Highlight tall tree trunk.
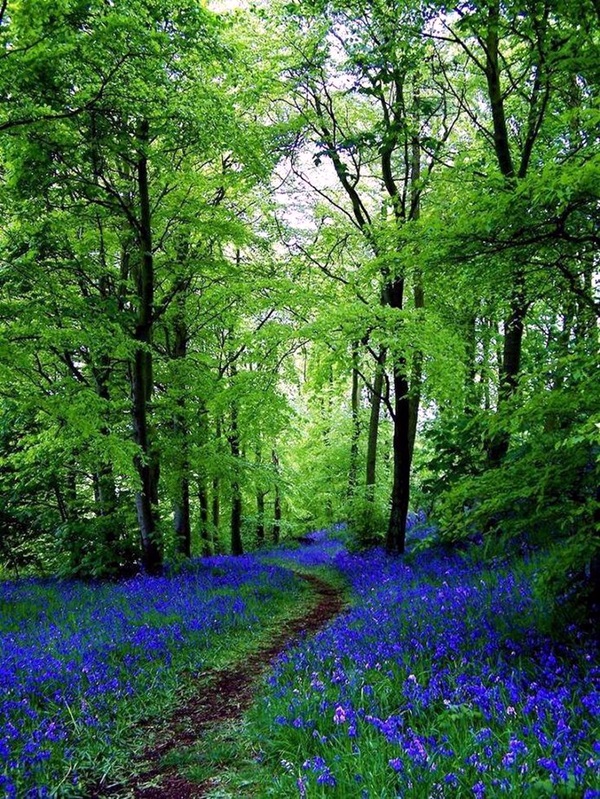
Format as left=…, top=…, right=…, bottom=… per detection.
left=54, top=472, right=76, bottom=524
left=365, top=346, right=386, bottom=500
left=256, top=490, right=266, bottom=546
left=212, top=476, right=220, bottom=545
left=173, top=481, right=191, bottom=558
left=229, top=366, right=243, bottom=556
left=488, top=279, right=526, bottom=465
left=386, top=278, right=410, bottom=555
left=272, top=449, right=281, bottom=543
left=211, top=416, right=221, bottom=546
left=230, top=479, right=243, bottom=556
left=499, top=289, right=525, bottom=402
left=132, top=119, right=162, bottom=574
left=348, top=341, right=361, bottom=497
left=387, top=370, right=411, bottom=555
left=484, top=2, right=528, bottom=466
left=198, top=479, right=211, bottom=556
left=255, top=446, right=266, bottom=546
left=172, top=296, right=191, bottom=558
left=407, top=98, right=424, bottom=466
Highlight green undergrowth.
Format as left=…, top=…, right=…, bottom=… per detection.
left=155, top=718, right=275, bottom=797
left=94, top=574, right=316, bottom=795
left=116, top=566, right=349, bottom=798
left=0, top=565, right=319, bottom=797
left=270, top=562, right=349, bottom=592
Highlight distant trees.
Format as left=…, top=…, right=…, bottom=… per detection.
left=268, top=0, right=598, bottom=606
left=275, top=0, right=454, bottom=553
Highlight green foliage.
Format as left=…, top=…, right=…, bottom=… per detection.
left=533, top=533, right=600, bottom=632
left=426, top=349, right=599, bottom=617
left=0, top=0, right=597, bottom=587
left=345, top=490, right=388, bottom=550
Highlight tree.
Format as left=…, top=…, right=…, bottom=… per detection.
left=273, top=0, right=458, bottom=552
left=0, top=0, right=286, bottom=572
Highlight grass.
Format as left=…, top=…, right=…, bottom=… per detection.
left=155, top=719, right=271, bottom=797
left=0, top=555, right=312, bottom=797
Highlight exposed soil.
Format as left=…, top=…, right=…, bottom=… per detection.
left=91, top=572, right=345, bottom=799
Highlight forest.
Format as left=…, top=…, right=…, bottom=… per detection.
left=0, top=0, right=598, bottom=796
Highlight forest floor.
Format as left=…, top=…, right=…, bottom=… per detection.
left=5, top=531, right=598, bottom=797
left=92, top=571, right=346, bottom=799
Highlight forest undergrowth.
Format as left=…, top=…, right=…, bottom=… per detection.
left=0, top=526, right=599, bottom=798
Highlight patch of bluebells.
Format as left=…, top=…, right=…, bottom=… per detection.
left=0, top=555, right=297, bottom=797
left=254, top=529, right=600, bottom=797
left=258, top=525, right=347, bottom=570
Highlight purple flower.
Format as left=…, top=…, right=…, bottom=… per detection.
left=316, top=769, right=336, bottom=787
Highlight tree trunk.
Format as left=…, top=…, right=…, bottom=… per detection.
left=255, top=446, right=266, bottom=546
left=488, top=283, right=525, bottom=465
left=499, top=293, right=525, bottom=402
left=212, top=477, right=220, bottom=538
left=407, top=106, right=424, bottom=466
left=484, top=3, right=529, bottom=467
left=211, top=416, right=221, bottom=546
left=171, top=296, right=191, bottom=558
left=385, top=278, right=410, bottom=555
left=198, top=479, right=211, bottom=556
left=365, top=346, right=386, bottom=500
left=54, top=472, right=76, bottom=524
left=229, top=365, right=243, bottom=556
left=387, top=368, right=411, bottom=555
left=173, top=479, right=191, bottom=558
left=256, top=490, right=266, bottom=546
left=484, top=3, right=515, bottom=180
left=348, top=341, right=361, bottom=496
left=132, top=119, right=162, bottom=575
left=272, top=449, right=281, bottom=543
left=230, top=481, right=243, bottom=556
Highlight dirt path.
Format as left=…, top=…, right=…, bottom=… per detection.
left=92, top=572, right=345, bottom=799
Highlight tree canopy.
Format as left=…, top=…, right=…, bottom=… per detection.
left=0, top=0, right=597, bottom=611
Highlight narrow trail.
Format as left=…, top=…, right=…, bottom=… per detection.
left=92, top=572, right=345, bottom=799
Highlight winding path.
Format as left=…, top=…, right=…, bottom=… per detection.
left=93, top=572, right=345, bottom=799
